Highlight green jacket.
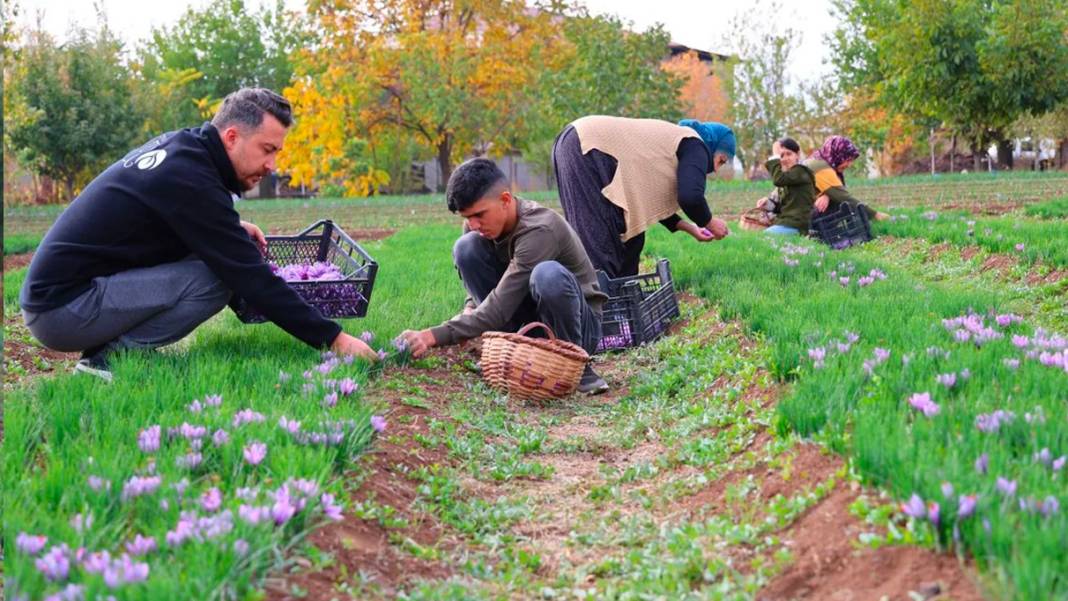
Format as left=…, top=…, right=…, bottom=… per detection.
left=802, top=158, right=876, bottom=220
left=766, top=158, right=816, bottom=233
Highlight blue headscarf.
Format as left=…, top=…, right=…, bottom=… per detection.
left=678, top=120, right=736, bottom=162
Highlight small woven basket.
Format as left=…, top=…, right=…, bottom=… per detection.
left=739, top=208, right=773, bottom=231
left=481, top=322, right=589, bottom=401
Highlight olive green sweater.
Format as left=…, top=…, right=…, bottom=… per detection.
left=430, top=199, right=607, bottom=346
left=765, top=158, right=816, bottom=233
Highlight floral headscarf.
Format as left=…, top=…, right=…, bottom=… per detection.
left=811, top=135, right=860, bottom=171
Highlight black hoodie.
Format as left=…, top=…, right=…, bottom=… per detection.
left=19, top=123, right=342, bottom=348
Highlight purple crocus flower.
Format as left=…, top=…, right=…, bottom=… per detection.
left=935, top=373, right=957, bottom=388
left=1053, top=456, right=1066, bottom=472
left=996, top=477, right=1017, bottom=496
left=204, top=394, right=222, bottom=407
left=958, top=495, right=977, bottom=519
left=271, top=490, right=297, bottom=526
left=238, top=504, right=269, bottom=525
left=103, top=554, right=150, bottom=588
left=907, top=392, right=940, bottom=417
left=338, top=378, right=358, bottom=396
left=36, top=545, right=71, bottom=581
left=16, top=532, right=48, bottom=555
left=359, top=331, right=375, bottom=343
left=857, top=275, right=874, bottom=287
left=370, top=415, right=387, bottom=433
left=121, top=475, right=162, bottom=501
left=232, top=409, right=266, bottom=428
left=187, top=400, right=203, bottom=413
left=1011, top=335, right=1030, bottom=349
left=873, top=348, right=890, bottom=363
left=941, top=481, right=955, bottom=499
left=901, top=494, right=926, bottom=519
left=279, top=370, right=292, bottom=383
left=233, top=539, right=250, bottom=555
left=87, top=475, right=110, bottom=492
left=322, top=392, right=338, bottom=408
left=138, top=426, right=161, bottom=453
left=125, top=534, right=157, bottom=556
left=70, top=513, right=93, bottom=534
left=838, top=276, right=850, bottom=287
left=201, top=487, right=223, bottom=513
left=959, top=368, right=971, bottom=380
left=377, top=349, right=388, bottom=361
left=212, top=428, right=229, bottom=447
left=321, top=492, right=344, bottom=521
left=176, top=452, right=202, bottom=470
left=278, top=416, right=301, bottom=434
left=1003, top=358, right=1020, bottom=370
left=1034, top=448, right=1052, bottom=466
left=975, top=453, right=989, bottom=474
left=927, top=502, right=940, bottom=526
left=1014, top=243, right=1025, bottom=252
left=1040, top=496, right=1060, bottom=516
left=243, top=442, right=267, bottom=466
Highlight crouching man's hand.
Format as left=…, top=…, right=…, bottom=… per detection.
left=240, top=220, right=267, bottom=254
left=331, top=332, right=378, bottom=361
left=399, top=329, right=437, bottom=358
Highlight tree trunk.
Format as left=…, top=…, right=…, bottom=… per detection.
left=436, top=135, right=453, bottom=193
left=996, top=139, right=1014, bottom=171
left=972, top=140, right=982, bottom=172
left=1059, top=138, right=1068, bottom=170
left=64, top=175, right=75, bottom=203
left=929, top=127, right=936, bottom=175
left=950, top=134, right=956, bottom=173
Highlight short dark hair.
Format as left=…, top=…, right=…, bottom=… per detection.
left=446, top=158, right=507, bottom=213
left=778, top=137, right=801, bottom=153
left=211, top=87, right=293, bottom=131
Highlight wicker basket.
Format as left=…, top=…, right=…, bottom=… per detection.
left=739, top=208, right=774, bottom=231
left=481, top=322, right=589, bottom=401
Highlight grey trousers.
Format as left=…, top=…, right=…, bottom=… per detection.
left=453, top=232, right=602, bottom=355
left=23, top=259, right=231, bottom=354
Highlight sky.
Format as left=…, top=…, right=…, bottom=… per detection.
left=13, top=0, right=840, bottom=86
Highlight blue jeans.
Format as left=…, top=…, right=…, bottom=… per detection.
left=453, top=232, right=602, bottom=354
left=765, top=225, right=800, bottom=235
left=23, top=258, right=231, bottom=353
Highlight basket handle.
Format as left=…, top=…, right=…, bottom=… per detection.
left=516, top=321, right=556, bottom=340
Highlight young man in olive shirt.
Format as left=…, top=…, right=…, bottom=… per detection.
left=399, top=158, right=610, bottom=394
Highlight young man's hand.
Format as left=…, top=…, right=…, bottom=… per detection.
left=814, top=195, right=830, bottom=213
left=772, top=140, right=782, bottom=157
left=331, top=332, right=378, bottom=360
left=399, top=329, right=437, bottom=358
left=756, top=197, right=769, bottom=209
left=240, top=220, right=267, bottom=254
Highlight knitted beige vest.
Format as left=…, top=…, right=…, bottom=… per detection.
left=572, top=115, right=700, bottom=241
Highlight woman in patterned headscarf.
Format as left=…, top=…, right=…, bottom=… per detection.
left=805, top=135, right=889, bottom=221
left=551, top=116, right=735, bottom=277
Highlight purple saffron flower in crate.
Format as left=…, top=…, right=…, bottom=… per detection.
left=371, top=415, right=387, bottom=433
left=16, top=532, right=48, bottom=555
left=901, top=494, right=926, bottom=519
left=125, top=534, right=157, bottom=556
left=243, top=442, right=267, bottom=466
left=907, top=392, right=940, bottom=417
left=975, top=453, right=989, bottom=474
left=958, top=495, right=977, bottom=519
left=996, top=477, right=1017, bottom=496
left=936, top=373, right=957, bottom=388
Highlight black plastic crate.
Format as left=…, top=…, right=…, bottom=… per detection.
left=595, top=259, right=680, bottom=353
left=233, top=219, right=378, bottom=323
left=810, top=202, right=873, bottom=249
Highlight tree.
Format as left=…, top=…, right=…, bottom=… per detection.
left=6, top=24, right=142, bottom=201
left=662, top=50, right=728, bottom=124
left=717, top=0, right=801, bottom=176
left=829, top=0, right=1068, bottom=171
left=136, top=0, right=310, bottom=130
left=282, top=0, right=567, bottom=193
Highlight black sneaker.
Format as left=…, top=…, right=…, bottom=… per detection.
left=577, top=364, right=608, bottom=395
left=73, top=347, right=113, bottom=383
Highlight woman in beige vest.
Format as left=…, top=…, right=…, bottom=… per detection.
left=551, top=116, right=735, bottom=277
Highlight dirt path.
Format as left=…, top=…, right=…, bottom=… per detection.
left=264, top=301, right=986, bottom=600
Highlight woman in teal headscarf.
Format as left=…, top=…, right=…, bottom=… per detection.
left=552, top=116, right=736, bottom=277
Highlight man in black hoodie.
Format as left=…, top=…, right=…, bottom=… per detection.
left=20, top=88, right=375, bottom=381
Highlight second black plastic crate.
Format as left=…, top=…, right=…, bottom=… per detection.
left=595, top=259, right=680, bottom=353
left=232, top=219, right=378, bottom=323
left=810, top=202, right=873, bottom=249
